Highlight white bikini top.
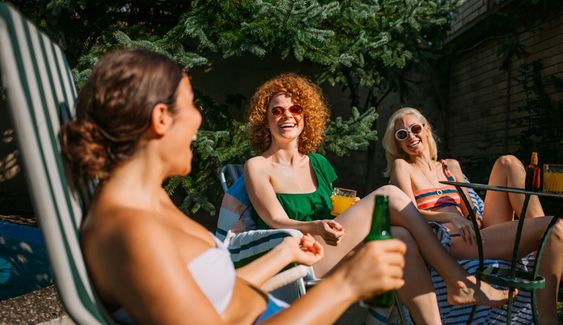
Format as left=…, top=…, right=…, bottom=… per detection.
left=188, top=234, right=236, bottom=313
left=112, top=233, right=236, bottom=323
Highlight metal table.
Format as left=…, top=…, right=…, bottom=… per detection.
left=440, top=181, right=562, bottom=325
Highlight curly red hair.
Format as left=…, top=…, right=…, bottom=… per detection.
left=248, top=73, right=330, bottom=154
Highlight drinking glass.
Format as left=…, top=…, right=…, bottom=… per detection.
left=543, top=164, right=563, bottom=194
left=331, top=187, right=357, bottom=216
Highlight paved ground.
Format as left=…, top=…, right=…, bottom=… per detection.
left=0, top=285, right=69, bottom=325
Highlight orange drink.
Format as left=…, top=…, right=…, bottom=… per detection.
left=543, top=164, right=563, bottom=194
left=331, top=187, right=357, bottom=216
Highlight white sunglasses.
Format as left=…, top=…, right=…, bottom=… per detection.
left=394, top=123, right=424, bottom=141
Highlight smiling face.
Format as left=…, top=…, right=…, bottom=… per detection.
left=266, top=94, right=304, bottom=144
left=394, top=114, right=428, bottom=157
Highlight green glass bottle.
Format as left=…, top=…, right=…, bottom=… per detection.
left=363, top=194, right=394, bottom=308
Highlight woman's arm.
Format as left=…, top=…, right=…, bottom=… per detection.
left=446, top=159, right=483, bottom=229
left=264, top=240, right=406, bottom=325
left=245, top=157, right=344, bottom=244
left=236, top=235, right=323, bottom=287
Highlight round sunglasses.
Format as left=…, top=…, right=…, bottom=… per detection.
left=394, top=123, right=424, bottom=141
left=271, top=105, right=303, bottom=118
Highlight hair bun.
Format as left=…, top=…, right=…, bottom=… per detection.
left=61, top=118, right=111, bottom=181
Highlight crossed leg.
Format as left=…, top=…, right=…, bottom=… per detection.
left=312, top=185, right=510, bottom=320
left=450, top=216, right=563, bottom=324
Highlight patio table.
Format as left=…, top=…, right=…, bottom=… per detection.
left=440, top=181, right=562, bottom=325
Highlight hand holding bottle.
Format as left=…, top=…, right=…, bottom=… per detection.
left=331, top=239, right=406, bottom=302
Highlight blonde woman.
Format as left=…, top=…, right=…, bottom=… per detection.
left=382, top=106, right=563, bottom=325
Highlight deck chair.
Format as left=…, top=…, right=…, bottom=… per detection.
left=0, top=3, right=114, bottom=324
left=217, top=164, right=313, bottom=301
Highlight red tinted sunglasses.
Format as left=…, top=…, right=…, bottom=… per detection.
left=271, top=105, right=303, bottom=118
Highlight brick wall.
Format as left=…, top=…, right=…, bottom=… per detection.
left=450, top=0, right=509, bottom=35
left=445, top=3, right=563, bottom=176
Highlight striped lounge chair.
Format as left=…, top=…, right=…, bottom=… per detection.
left=0, top=3, right=115, bottom=324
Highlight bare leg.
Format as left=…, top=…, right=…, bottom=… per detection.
left=314, top=185, right=510, bottom=307
left=483, top=155, right=545, bottom=227
left=450, top=216, right=555, bottom=260
left=393, top=227, right=441, bottom=325
left=450, top=217, right=563, bottom=324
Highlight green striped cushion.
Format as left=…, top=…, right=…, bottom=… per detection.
left=0, top=3, right=111, bottom=324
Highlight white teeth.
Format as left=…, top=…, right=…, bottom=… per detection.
left=408, top=141, right=420, bottom=148
left=192, top=135, right=197, bottom=141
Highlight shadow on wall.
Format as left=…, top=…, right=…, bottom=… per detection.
left=0, top=221, right=53, bottom=300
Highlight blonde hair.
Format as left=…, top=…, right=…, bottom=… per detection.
left=248, top=73, right=330, bottom=154
left=382, top=107, right=438, bottom=177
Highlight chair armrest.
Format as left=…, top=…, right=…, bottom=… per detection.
left=261, top=265, right=312, bottom=292
left=225, top=228, right=303, bottom=267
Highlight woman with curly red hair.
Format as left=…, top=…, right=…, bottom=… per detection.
left=245, top=73, right=511, bottom=324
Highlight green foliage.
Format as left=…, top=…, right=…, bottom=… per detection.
left=137, top=0, right=458, bottom=90
left=319, top=107, right=378, bottom=156
left=164, top=122, right=252, bottom=216
left=12, top=0, right=459, bottom=216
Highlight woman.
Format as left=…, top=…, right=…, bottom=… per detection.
left=382, top=106, right=562, bottom=324
left=61, top=48, right=408, bottom=324
left=244, top=73, right=511, bottom=325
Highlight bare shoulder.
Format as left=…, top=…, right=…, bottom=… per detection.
left=444, top=158, right=463, bottom=173
left=246, top=155, right=268, bottom=167
left=393, top=158, right=411, bottom=171
left=245, top=156, right=271, bottom=176
left=390, top=158, right=412, bottom=185
left=83, top=207, right=170, bottom=260
left=444, top=158, right=468, bottom=182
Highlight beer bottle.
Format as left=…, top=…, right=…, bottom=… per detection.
left=363, top=194, right=394, bottom=308
left=525, top=152, right=541, bottom=191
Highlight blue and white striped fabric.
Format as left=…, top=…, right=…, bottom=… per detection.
left=216, top=175, right=309, bottom=301
left=430, top=224, right=534, bottom=325
left=216, top=176, right=304, bottom=267
left=368, top=187, right=534, bottom=325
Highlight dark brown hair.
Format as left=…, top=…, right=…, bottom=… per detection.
left=247, top=73, right=330, bottom=154
left=61, top=48, right=184, bottom=181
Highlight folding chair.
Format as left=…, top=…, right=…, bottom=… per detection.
left=217, top=164, right=314, bottom=302
left=0, top=3, right=114, bottom=324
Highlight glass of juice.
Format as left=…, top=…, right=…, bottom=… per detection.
left=543, top=164, right=563, bottom=194
left=331, top=187, right=357, bottom=216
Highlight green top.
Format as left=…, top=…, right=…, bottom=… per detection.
left=251, top=153, right=338, bottom=229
